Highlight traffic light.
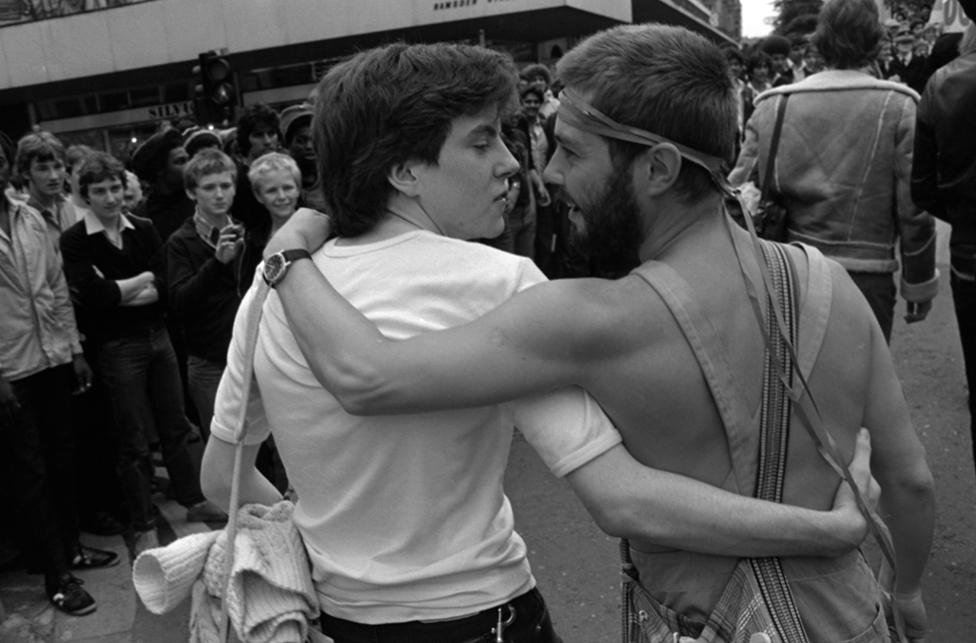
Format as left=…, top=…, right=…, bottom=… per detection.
left=193, top=50, right=237, bottom=126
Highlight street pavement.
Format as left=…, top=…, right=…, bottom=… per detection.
left=3, top=223, right=974, bottom=642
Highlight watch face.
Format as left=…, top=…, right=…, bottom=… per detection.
left=263, top=253, right=286, bottom=285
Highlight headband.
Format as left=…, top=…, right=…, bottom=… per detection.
left=557, top=89, right=734, bottom=197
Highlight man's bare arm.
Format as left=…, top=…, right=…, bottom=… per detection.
left=566, top=434, right=874, bottom=558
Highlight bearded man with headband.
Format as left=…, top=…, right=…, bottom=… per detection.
left=211, top=27, right=931, bottom=642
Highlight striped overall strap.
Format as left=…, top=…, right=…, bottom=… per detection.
left=747, top=240, right=808, bottom=642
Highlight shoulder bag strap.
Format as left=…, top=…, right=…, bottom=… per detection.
left=760, top=95, right=789, bottom=202
left=218, top=279, right=273, bottom=642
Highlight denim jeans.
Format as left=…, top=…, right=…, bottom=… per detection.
left=848, top=271, right=896, bottom=344
left=97, top=327, right=204, bottom=530
left=187, top=355, right=224, bottom=441
left=0, top=364, right=79, bottom=582
left=951, top=273, right=976, bottom=474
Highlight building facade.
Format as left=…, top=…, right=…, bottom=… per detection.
left=0, top=0, right=734, bottom=159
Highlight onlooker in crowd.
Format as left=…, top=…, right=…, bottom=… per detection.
left=166, top=149, right=243, bottom=442
left=877, top=39, right=896, bottom=78
left=517, top=84, right=559, bottom=273
left=21, top=134, right=126, bottom=538
left=742, top=50, right=773, bottom=124
left=16, top=132, right=77, bottom=253
left=232, top=104, right=280, bottom=238
left=724, top=46, right=748, bottom=142
left=262, top=25, right=932, bottom=641
left=130, top=128, right=191, bottom=243
left=731, top=0, right=938, bottom=342
left=520, top=62, right=559, bottom=119
left=912, top=14, right=976, bottom=480
left=786, top=32, right=809, bottom=82
left=761, top=34, right=794, bottom=85
left=182, top=126, right=222, bottom=160
left=891, top=29, right=929, bottom=93
left=65, top=145, right=94, bottom=218
left=248, top=151, right=301, bottom=237
left=122, top=170, right=143, bottom=214
left=204, top=40, right=881, bottom=643
left=0, top=145, right=118, bottom=617
left=803, top=40, right=825, bottom=75
left=279, top=103, right=327, bottom=212
left=60, top=153, right=225, bottom=557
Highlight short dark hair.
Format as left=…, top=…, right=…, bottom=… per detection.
left=813, top=0, right=883, bottom=69
left=78, top=152, right=127, bottom=199
left=236, top=104, right=280, bottom=157
left=746, top=50, right=773, bottom=76
left=761, top=35, right=791, bottom=57
left=15, top=131, right=65, bottom=180
left=556, top=24, right=737, bottom=201
left=520, top=63, right=552, bottom=85
left=312, top=42, right=518, bottom=237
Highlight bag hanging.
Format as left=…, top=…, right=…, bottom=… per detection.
left=754, top=94, right=790, bottom=242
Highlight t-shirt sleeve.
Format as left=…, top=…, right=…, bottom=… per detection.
left=506, top=386, right=622, bottom=478
left=210, top=283, right=271, bottom=445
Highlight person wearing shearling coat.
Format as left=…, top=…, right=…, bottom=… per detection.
left=730, top=69, right=939, bottom=342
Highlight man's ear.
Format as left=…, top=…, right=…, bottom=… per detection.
left=634, top=143, right=683, bottom=197
left=185, top=187, right=198, bottom=203
left=388, top=160, right=422, bottom=197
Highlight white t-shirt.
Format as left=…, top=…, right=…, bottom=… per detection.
left=211, top=230, right=621, bottom=623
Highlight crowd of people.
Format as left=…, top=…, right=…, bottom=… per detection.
left=3, top=0, right=975, bottom=639
left=0, top=101, right=316, bottom=616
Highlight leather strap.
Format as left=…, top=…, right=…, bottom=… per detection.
left=760, top=94, right=790, bottom=205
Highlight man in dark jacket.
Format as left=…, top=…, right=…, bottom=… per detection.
left=911, top=5, right=976, bottom=478
left=890, top=30, right=929, bottom=93
left=166, top=149, right=244, bottom=440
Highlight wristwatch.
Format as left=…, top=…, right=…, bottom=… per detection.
left=262, top=249, right=312, bottom=288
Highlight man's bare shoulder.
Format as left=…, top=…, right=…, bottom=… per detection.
left=512, top=273, right=672, bottom=356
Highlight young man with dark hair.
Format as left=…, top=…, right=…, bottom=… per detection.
left=60, top=152, right=224, bottom=557
left=203, top=41, right=882, bottom=643
left=261, top=24, right=932, bottom=640
left=166, top=149, right=243, bottom=441
left=233, top=103, right=282, bottom=252
left=0, top=143, right=117, bottom=617
left=761, top=34, right=794, bottom=85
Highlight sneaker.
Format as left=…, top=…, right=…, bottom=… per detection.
left=131, top=529, right=159, bottom=560
left=70, top=544, right=120, bottom=570
left=186, top=500, right=227, bottom=525
left=47, top=574, right=96, bottom=616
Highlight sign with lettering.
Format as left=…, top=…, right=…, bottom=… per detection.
left=147, top=101, right=194, bottom=121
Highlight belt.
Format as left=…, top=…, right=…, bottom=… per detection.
left=319, top=587, right=547, bottom=643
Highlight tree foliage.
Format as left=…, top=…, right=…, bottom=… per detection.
left=773, top=0, right=823, bottom=35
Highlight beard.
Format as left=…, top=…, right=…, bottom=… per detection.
left=572, top=169, right=642, bottom=278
